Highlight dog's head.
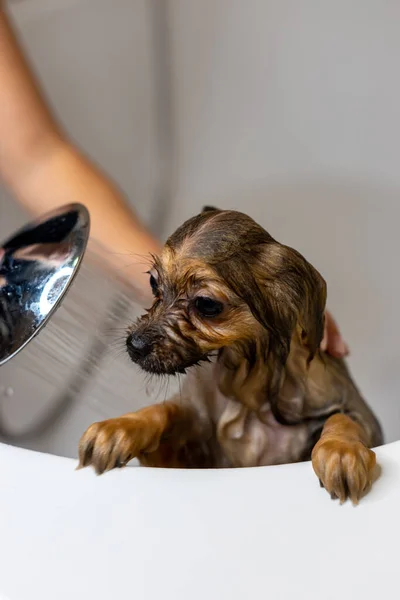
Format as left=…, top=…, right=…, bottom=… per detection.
left=126, top=208, right=326, bottom=375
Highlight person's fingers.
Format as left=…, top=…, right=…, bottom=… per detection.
left=328, top=336, right=349, bottom=358
left=321, top=311, right=350, bottom=358
left=321, top=318, right=328, bottom=352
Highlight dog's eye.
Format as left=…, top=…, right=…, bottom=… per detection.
left=149, top=274, right=159, bottom=296
left=195, top=297, right=223, bottom=318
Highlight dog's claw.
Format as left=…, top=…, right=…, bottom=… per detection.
left=78, top=416, right=160, bottom=475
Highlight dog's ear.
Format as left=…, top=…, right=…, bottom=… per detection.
left=214, top=241, right=326, bottom=365
left=202, top=205, right=219, bottom=213
left=253, top=243, right=327, bottom=364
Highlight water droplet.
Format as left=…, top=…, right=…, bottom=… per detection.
left=4, top=387, right=14, bottom=397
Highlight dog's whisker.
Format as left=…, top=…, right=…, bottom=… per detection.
left=110, top=251, right=154, bottom=263
left=177, top=374, right=183, bottom=405
left=114, top=261, right=153, bottom=273
left=162, top=377, right=170, bottom=405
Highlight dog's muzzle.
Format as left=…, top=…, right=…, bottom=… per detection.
left=126, top=324, right=208, bottom=375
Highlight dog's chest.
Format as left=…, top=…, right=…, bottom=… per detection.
left=214, top=390, right=310, bottom=467
left=186, top=364, right=311, bottom=468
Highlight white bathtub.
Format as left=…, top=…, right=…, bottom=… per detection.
left=2, top=2, right=400, bottom=599
left=1, top=440, right=399, bottom=600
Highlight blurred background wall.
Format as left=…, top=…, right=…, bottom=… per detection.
left=1, top=0, right=399, bottom=456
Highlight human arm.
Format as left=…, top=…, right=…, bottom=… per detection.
left=0, top=4, right=160, bottom=305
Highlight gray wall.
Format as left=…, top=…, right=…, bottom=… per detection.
left=1, top=0, right=399, bottom=456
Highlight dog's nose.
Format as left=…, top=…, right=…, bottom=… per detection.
left=126, top=333, right=152, bottom=360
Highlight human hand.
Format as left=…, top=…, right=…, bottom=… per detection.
left=321, top=310, right=349, bottom=358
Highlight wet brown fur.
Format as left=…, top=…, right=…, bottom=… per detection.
left=79, top=208, right=383, bottom=503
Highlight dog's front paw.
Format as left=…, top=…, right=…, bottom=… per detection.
left=78, top=417, right=160, bottom=474
left=312, top=437, right=376, bottom=505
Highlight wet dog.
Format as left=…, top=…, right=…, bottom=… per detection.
left=79, top=207, right=383, bottom=503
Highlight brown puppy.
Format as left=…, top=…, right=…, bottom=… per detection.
left=79, top=208, right=383, bottom=504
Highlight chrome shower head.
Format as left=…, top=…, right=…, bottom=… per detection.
left=0, top=204, right=90, bottom=366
